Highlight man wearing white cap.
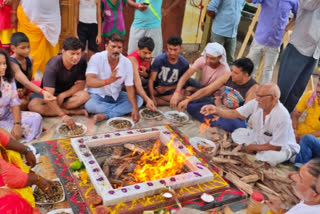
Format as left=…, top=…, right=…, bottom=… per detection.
left=170, top=43, right=230, bottom=108
left=178, top=58, right=258, bottom=132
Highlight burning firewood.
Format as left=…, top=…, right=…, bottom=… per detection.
left=111, top=146, right=124, bottom=159
left=102, top=161, right=110, bottom=177
left=114, top=162, right=130, bottom=179
left=124, top=143, right=146, bottom=153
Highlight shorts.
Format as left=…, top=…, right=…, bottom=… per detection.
left=77, top=22, right=98, bottom=52
left=155, top=78, right=202, bottom=97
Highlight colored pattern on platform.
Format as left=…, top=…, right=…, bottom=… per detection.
left=38, top=125, right=245, bottom=213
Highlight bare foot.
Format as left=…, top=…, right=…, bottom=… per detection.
left=66, top=109, right=89, bottom=117
left=93, top=113, right=107, bottom=124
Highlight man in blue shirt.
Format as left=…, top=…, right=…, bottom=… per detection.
left=206, top=0, right=245, bottom=64
left=247, top=0, right=299, bottom=84
left=148, top=36, right=192, bottom=106
left=127, top=0, right=180, bottom=58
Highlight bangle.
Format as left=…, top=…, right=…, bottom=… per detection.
left=174, top=90, right=182, bottom=95
left=22, top=146, right=31, bottom=155
left=59, top=113, right=66, bottom=118
left=10, top=10, right=17, bottom=14
left=104, top=78, right=109, bottom=85
left=14, top=122, right=21, bottom=125
left=39, top=88, right=47, bottom=95
left=186, top=96, right=191, bottom=102
left=135, top=3, right=139, bottom=9
left=35, top=174, right=42, bottom=186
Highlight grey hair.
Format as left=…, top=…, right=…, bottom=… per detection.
left=262, top=83, right=281, bottom=99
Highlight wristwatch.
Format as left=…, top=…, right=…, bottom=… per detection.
left=22, top=146, right=32, bottom=155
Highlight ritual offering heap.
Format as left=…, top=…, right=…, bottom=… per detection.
left=71, top=126, right=217, bottom=206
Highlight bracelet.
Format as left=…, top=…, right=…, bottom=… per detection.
left=35, top=174, right=42, bottom=186
left=186, top=96, right=192, bottom=102
left=135, top=3, right=139, bottom=9
left=22, top=146, right=31, bottom=155
left=59, top=113, right=66, bottom=118
left=10, top=10, right=17, bottom=14
left=104, top=78, right=109, bottom=86
left=39, top=88, right=47, bottom=95
left=174, top=90, right=182, bottom=95
left=14, top=122, right=21, bottom=125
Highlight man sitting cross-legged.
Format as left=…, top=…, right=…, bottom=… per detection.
left=28, top=37, right=89, bottom=129
left=127, top=36, right=156, bottom=111
left=178, top=58, right=258, bottom=132
left=148, top=36, right=196, bottom=106
left=170, top=42, right=230, bottom=108
left=85, top=33, right=143, bottom=124
left=201, top=83, right=300, bottom=166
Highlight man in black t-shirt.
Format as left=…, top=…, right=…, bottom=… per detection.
left=28, top=37, right=89, bottom=129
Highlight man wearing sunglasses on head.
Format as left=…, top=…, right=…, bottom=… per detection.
left=200, top=83, right=300, bottom=166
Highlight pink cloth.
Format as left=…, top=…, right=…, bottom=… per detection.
left=191, top=56, right=230, bottom=87
left=0, top=157, right=28, bottom=188
left=0, top=131, right=9, bottom=147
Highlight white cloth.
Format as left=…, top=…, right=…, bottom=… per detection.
left=79, top=0, right=97, bottom=24
left=20, top=0, right=61, bottom=46
left=290, top=0, right=320, bottom=58
left=309, top=8, right=320, bottom=59
left=202, top=42, right=228, bottom=67
left=86, top=51, right=134, bottom=100
left=236, top=100, right=300, bottom=162
left=286, top=201, right=320, bottom=214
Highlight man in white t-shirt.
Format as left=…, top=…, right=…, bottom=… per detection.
left=85, top=33, right=143, bottom=124
left=266, top=158, right=320, bottom=214
left=200, top=83, right=300, bottom=166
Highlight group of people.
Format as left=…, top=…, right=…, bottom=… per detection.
left=0, top=0, right=320, bottom=213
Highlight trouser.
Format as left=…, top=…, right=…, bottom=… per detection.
left=187, top=101, right=246, bottom=132
left=295, top=134, right=320, bottom=165
left=85, top=91, right=143, bottom=119
left=210, top=32, right=236, bottom=65
left=128, top=26, right=162, bottom=58
left=277, top=43, right=318, bottom=113
left=248, top=39, right=280, bottom=84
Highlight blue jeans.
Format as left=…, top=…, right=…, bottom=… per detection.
left=187, top=101, right=246, bottom=132
left=277, top=43, right=317, bottom=113
left=85, top=92, right=143, bottom=119
left=295, top=135, right=320, bottom=165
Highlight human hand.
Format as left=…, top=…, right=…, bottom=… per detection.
left=37, top=176, right=55, bottom=195
left=131, top=108, right=140, bottom=123
left=106, top=68, right=121, bottom=85
left=3, top=0, right=13, bottom=5
left=266, top=199, right=283, bottom=214
left=11, top=124, right=22, bottom=140
left=161, top=9, right=168, bottom=17
left=57, top=93, right=66, bottom=106
left=63, top=115, right=76, bottom=130
left=24, top=148, right=36, bottom=168
left=170, top=92, right=181, bottom=108
left=96, top=35, right=102, bottom=45
left=200, top=105, right=217, bottom=116
left=10, top=13, right=17, bottom=28
left=43, top=90, right=56, bottom=102
left=146, top=99, right=157, bottom=111
left=244, top=145, right=256, bottom=154
left=138, top=66, right=148, bottom=77
left=177, top=99, right=189, bottom=112
left=136, top=3, right=148, bottom=12
left=155, top=85, right=169, bottom=94
left=151, top=97, right=158, bottom=106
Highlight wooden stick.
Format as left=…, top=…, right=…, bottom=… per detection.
left=240, top=174, right=260, bottom=183
left=225, top=172, right=253, bottom=195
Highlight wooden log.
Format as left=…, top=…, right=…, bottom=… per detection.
left=256, top=183, right=281, bottom=197
left=232, top=144, right=242, bottom=153
left=225, top=163, right=250, bottom=177
left=211, top=142, right=220, bottom=157
left=240, top=174, right=260, bottom=183
left=211, top=157, right=241, bottom=165
left=124, top=143, right=146, bottom=153
left=263, top=171, right=292, bottom=184
left=219, top=151, right=245, bottom=157
left=225, top=172, right=254, bottom=195
left=114, top=162, right=130, bottom=179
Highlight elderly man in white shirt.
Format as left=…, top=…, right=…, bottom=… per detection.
left=85, top=33, right=143, bottom=124
left=200, top=83, right=300, bottom=166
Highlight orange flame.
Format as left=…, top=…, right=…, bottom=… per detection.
left=130, top=138, right=187, bottom=183
left=199, top=117, right=218, bottom=133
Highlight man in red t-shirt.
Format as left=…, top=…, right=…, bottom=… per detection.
left=128, top=36, right=156, bottom=111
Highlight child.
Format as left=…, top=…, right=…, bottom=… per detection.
left=0, top=0, right=16, bottom=54
left=75, top=0, right=102, bottom=59
left=10, top=32, right=34, bottom=110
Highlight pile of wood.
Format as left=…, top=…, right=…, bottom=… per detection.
left=204, top=128, right=300, bottom=206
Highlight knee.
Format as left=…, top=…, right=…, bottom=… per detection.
left=300, top=134, right=317, bottom=145
left=28, top=99, right=40, bottom=112
left=84, top=97, right=95, bottom=111
left=78, top=91, right=90, bottom=104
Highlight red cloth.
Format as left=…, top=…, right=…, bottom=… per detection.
left=0, top=131, right=9, bottom=147
left=0, top=0, right=13, bottom=30
left=0, top=158, right=28, bottom=188
left=0, top=192, right=35, bottom=214
left=127, top=49, right=149, bottom=70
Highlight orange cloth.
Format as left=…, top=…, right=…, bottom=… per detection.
left=17, top=5, right=59, bottom=78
